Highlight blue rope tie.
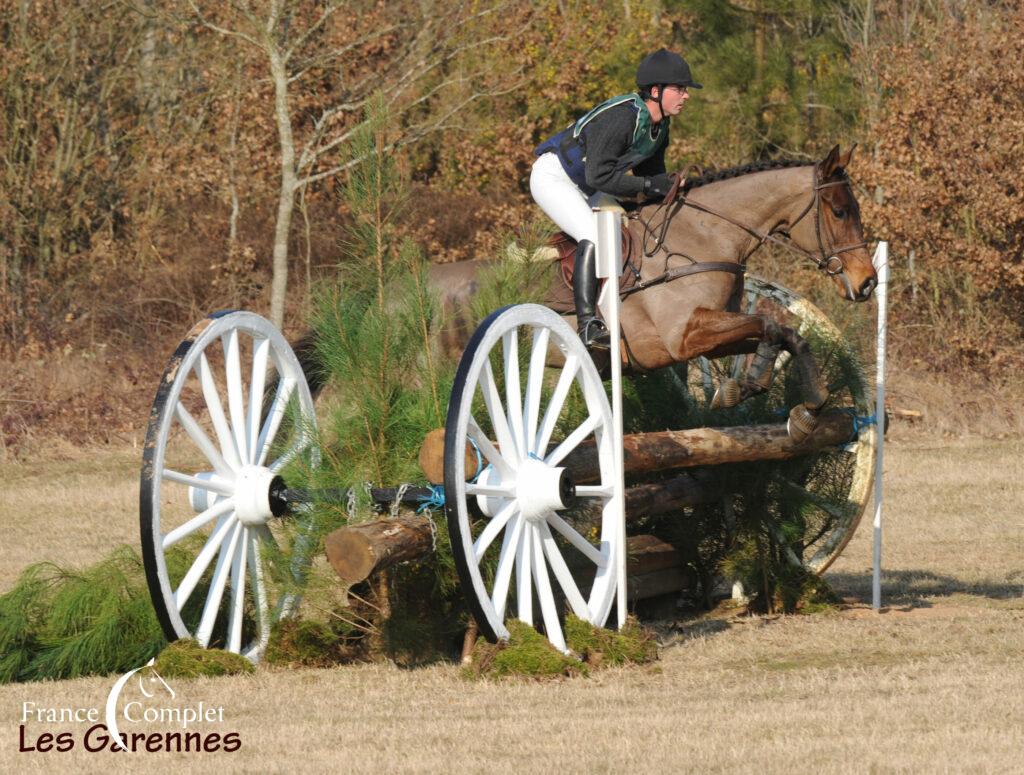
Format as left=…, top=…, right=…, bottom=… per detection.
left=837, top=407, right=876, bottom=441
left=416, top=436, right=488, bottom=512
left=416, top=485, right=446, bottom=513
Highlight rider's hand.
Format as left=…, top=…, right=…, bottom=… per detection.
left=645, top=173, right=674, bottom=198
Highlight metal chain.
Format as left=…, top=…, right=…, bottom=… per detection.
left=391, top=482, right=410, bottom=518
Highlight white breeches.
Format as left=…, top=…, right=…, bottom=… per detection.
left=529, top=152, right=598, bottom=245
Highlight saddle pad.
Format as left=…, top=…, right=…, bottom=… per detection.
left=552, top=222, right=643, bottom=295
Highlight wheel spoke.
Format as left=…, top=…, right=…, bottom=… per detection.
left=574, top=485, right=614, bottom=499
left=545, top=414, right=599, bottom=467
left=479, top=358, right=519, bottom=464
left=246, top=532, right=270, bottom=652
left=161, top=469, right=234, bottom=496
left=246, top=338, right=270, bottom=465
left=534, top=355, right=579, bottom=455
left=531, top=527, right=566, bottom=653
left=538, top=522, right=589, bottom=619
left=546, top=511, right=607, bottom=568
left=255, top=377, right=295, bottom=466
left=523, top=327, right=550, bottom=456
left=515, top=522, right=533, bottom=626
left=227, top=525, right=249, bottom=654
left=465, top=483, right=515, bottom=499
left=473, top=501, right=517, bottom=563
left=162, top=497, right=235, bottom=550
left=270, top=437, right=309, bottom=473
left=502, top=330, right=525, bottom=460
left=174, top=403, right=233, bottom=478
left=491, top=515, right=523, bottom=621
left=195, top=520, right=243, bottom=648
left=466, top=417, right=515, bottom=479
left=222, top=330, right=249, bottom=465
left=196, top=353, right=242, bottom=469
left=174, top=513, right=238, bottom=610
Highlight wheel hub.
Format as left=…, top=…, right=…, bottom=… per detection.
left=515, top=458, right=574, bottom=522
left=234, top=465, right=278, bottom=525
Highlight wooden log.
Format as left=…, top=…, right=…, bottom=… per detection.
left=418, top=411, right=856, bottom=484
left=324, top=516, right=434, bottom=585
left=325, top=513, right=694, bottom=606
left=325, top=469, right=716, bottom=585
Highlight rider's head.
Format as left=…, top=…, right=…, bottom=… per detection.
left=636, top=49, right=701, bottom=121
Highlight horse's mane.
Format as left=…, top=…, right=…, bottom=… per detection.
left=682, top=158, right=812, bottom=192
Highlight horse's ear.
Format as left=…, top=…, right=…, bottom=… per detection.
left=819, top=144, right=841, bottom=180
left=838, top=143, right=856, bottom=170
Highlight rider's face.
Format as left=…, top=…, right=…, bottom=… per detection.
left=656, top=84, right=690, bottom=116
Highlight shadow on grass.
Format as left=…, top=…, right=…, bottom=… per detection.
left=827, top=568, right=1024, bottom=607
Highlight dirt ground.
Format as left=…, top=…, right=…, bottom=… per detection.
left=1, top=427, right=1022, bottom=773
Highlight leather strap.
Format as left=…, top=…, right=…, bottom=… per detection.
left=620, top=260, right=744, bottom=298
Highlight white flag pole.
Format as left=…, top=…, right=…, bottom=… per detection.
left=593, top=195, right=628, bottom=628
left=872, top=241, right=889, bottom=611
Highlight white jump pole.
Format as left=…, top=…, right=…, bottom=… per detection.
left=593, top=194, right=628, bottom=628
left=872, top=241, right=889, bottom=611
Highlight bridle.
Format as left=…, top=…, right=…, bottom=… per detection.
left=627, top=163, right=870, bottom=299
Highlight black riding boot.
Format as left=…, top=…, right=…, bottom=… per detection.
left=572, top=240, right=610, bottom=350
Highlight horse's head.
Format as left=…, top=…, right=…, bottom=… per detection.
left=790, top=145, right=877, bottom=302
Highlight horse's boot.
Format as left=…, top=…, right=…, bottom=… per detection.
left=572, top=240, right=610, bottom=351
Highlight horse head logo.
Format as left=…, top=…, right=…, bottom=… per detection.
left=104, top=657, right=175, bottom=752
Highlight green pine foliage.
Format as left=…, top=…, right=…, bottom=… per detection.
left=665, top=0, right=862, bottom=163
left=0, top=547, right=169, bottom=683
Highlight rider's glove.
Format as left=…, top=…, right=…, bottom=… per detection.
left=644, top=173, right=674, bottom=198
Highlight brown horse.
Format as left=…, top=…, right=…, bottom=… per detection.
left=427, top=145, right=876, bottom=438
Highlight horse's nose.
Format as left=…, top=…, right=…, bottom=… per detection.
left=859, top=276, right=876, bottom=300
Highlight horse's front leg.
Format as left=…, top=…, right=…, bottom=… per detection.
left=672, top=308, right=828, bottom=440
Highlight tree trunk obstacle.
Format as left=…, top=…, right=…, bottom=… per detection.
left=417, top=410, right=856, bottom=485
left=325, top=517, right=693, bottom=603
left=325, top=412, right=855, bottom=597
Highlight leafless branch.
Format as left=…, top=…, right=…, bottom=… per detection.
left=187, top=0, right=262, bottom=49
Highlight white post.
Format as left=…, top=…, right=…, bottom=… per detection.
left=872, top=241, right=889, bottom=611
left=593, top=197, right=628, bottom=629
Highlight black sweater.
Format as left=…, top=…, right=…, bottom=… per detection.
left=581, top=101, right=668, bottom=197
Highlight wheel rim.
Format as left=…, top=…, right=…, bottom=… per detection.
left=444, top=304, right=620, bottom=653
left=140, top=311, right=318, bottom=661
left=687, top=277, right=876, bottom=574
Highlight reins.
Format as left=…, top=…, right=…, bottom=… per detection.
left=624, top=164, right=868, bottom=299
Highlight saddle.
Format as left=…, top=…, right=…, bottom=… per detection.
left=545, top=222, right=644, bottom=314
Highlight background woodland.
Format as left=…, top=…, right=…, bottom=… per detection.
left=2, top=0, right=1022, bottom=449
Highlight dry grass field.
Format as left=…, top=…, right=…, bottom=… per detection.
left=1, top=428, right=1022, bottom=773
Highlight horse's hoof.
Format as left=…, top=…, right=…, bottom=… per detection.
left=787, top=405, right=818, bottom=443
left=711, top=378, right=741, bottom=409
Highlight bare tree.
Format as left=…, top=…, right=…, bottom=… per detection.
left=186, top=0, right=525, bottom=329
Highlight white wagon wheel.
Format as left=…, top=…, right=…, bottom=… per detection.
left=683, top=276, right=877, bottom=574
left=444, top=304, right=622, bottom=653
left=140, top=311, right=318, bottom=661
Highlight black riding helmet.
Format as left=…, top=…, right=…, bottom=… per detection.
left=636, top=49, right=702, bottom=90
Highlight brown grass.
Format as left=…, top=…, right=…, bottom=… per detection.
left=1, top=430, right=1022, bottom=773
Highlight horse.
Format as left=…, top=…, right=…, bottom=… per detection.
left=425, top=144, right=876, bottom=440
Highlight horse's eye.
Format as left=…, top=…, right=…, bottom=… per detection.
left=832, top=206, right=847, bottom=219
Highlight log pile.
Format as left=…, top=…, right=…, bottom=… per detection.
left=326, top=412, right=857, bottom=600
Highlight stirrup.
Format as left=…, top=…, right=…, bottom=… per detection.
left=578, top=317, right=610, bottom=351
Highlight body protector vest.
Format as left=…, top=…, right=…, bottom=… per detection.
left=534, top=93, right=667, bottom=194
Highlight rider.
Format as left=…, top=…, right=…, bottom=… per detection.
left=531, top=48, right=701, bottom=349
